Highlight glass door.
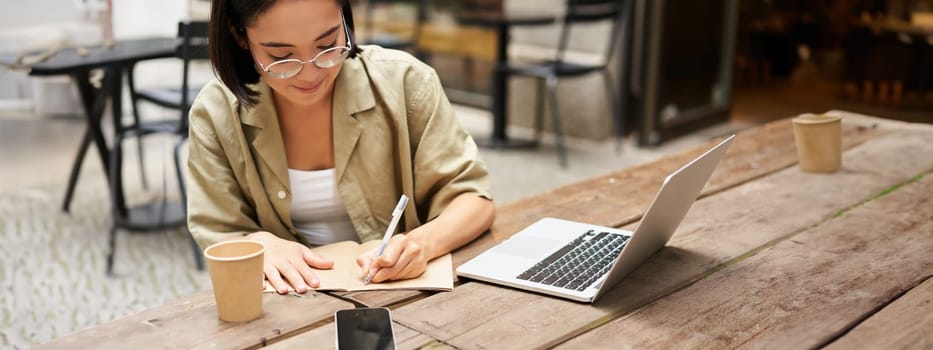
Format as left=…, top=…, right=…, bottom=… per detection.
left=627, top=0, right=738, bottom=146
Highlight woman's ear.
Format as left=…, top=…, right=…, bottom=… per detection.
left=227, top=19, right=249, bottom=50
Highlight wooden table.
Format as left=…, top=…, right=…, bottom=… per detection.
left=37, top=111, right=933, bottom=349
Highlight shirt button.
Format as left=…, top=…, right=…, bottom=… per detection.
left=277, top=190, right=287, bottom=199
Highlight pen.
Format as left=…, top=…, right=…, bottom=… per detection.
left=364, top=194, right=409, bottom=284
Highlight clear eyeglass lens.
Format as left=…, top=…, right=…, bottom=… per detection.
left=314, top=47, right=349, bottom=68
left=264, top=47, right=350, bottom=78
left=266, top=61, right=302, bottom=77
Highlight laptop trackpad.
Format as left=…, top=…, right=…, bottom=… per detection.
left=492, top=235, right=565, bottom=260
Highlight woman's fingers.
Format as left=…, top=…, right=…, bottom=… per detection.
left=299, top=249, right=333, bottom=288
left=303, top=249, right=334, bottom=269
left=266, top=253, right=321, bottom=294
left=374, top=238, right=405, bottom=268
left=371, top=248, right=415, bottom=283
left=288, top=259, right=319, bottom=290
left=280, top=259, right=310, bottom=293
left=264, top=264, right=290, bottom=294
left=356, top=255, right=374, bottom=278
left=369, top=235, right=427, bottom=283
left=366, top=237, right=405, bottom=282
left=395, top=260, right=423, bottom=280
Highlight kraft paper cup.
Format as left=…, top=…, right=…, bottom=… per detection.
left=204, top=240, right=265, bottom=322
left=792, top=113, right=842, bottom=173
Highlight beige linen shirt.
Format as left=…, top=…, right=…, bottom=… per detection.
left=186, top=46, right=492, bottom=248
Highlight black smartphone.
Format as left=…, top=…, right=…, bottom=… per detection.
left=334, top=307, right=396, bottom=350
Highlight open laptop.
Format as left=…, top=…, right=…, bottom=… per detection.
left=457, top=135, right=735, bottom=303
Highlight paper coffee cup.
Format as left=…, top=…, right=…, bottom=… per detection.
left=204, top=240, right=265, bottom=322
left=792, top=113, right=842, bottom=173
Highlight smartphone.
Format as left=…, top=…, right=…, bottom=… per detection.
left=334, top=307, right=396, bottom=350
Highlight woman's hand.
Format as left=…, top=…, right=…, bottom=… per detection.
left=355, top=194, right=495, bottom=283
left=245, top=231, right=334, bottom=294
left=356, top=234, right=428, bottom=284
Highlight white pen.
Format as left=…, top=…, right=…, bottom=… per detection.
left=363, top=194, right=409, bottom=284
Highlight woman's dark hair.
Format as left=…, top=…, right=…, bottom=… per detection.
left=209, top=0, right=361, bottom=108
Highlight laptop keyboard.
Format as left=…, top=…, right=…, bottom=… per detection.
left=516, top=230, right=629, bottom=292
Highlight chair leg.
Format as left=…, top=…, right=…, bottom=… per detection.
left=63, top=131, right=92, bottom=212
left=106, top=224, right=118, bottom=277
left=601, top=71, right=624, bottom=153
left=173, top=136, right=187, bottom=204
left=110, top=131, right=129, bottom=218
left=107, top=129, right=125, bottom=277
left=136, top=138, right=147, bottom=190
left=127, top=67, right=148, bottom=190
left=545, top=75, right=568, bottom=168
left=533, top=78, right=546, bottom=140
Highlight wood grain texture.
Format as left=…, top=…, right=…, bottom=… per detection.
left=396, top=322, right=448, bottom=350
left=452, top=116, right=886, bottom=268
left=555, top=172, right=933, bottom=349
left=392, top=126, right=933, bottom=349
left=336, top=290, right=431, bottom=308
left=34, top=290, right=352, bottom=350
left=264, top=322, right=335, bottom=350
left=264, top=317, right=441, bottom=350
left=823, top=277, right=933, bottom=350
left=338, top=115, right=887, bottom=308
left=37, top=114, right=926, bottom=350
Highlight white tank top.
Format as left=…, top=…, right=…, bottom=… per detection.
left=287, top=168, right=359, bottom=246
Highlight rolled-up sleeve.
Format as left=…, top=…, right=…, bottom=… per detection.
left=407, top=67, right=493, bottom=222
left=186, top=83, right=262, bottom=248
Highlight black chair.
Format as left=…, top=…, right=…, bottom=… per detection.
left=359, top=0, right=428, bottom=57
left=503, top=0, right=626, bottom=167
left=107, top=21, right=208, bottom=275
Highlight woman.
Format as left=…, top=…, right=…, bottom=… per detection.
left=188, top=0, right=495, bottom=294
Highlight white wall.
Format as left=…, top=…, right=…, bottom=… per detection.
left=0, top=0, right=90, bottom=112
left=112, top=0, right=188, bottom=39
left=0, top=0, right=191, bottom=114
left=0, top=0, right=82, bottom=30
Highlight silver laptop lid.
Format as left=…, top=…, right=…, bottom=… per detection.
left=592, top=135, right=734, bottom=301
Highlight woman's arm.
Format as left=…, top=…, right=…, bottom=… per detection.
left=356, top=58, right=496, bottom=282
left=408, top=194, right=495, bottom=261
left=187, top=84, right=264, bottom=247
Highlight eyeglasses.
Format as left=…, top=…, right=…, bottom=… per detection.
left=254, top=13, right=352, bottom=79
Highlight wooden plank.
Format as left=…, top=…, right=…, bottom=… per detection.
left=264, top=316, right=441, bottom=350
left=34, top=290, right=353, bottom=350
left=823, top=277, right=933, bottom=350
left=335, top=290, right=429, bottom=308
left=264, top=322, right=334, bottom=350
left=330, top=115, right=900, bottom=310
left=555, top=172, right=933, bottom=349
left=454, top=115, right=886, bottom=268
left=340, top=115, right=888, bottom=308
left=384, top=283, right=577, bottom=347
left=396, top=323, right=447, bottom=350
left=392, top=125, right=933, bottom=349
